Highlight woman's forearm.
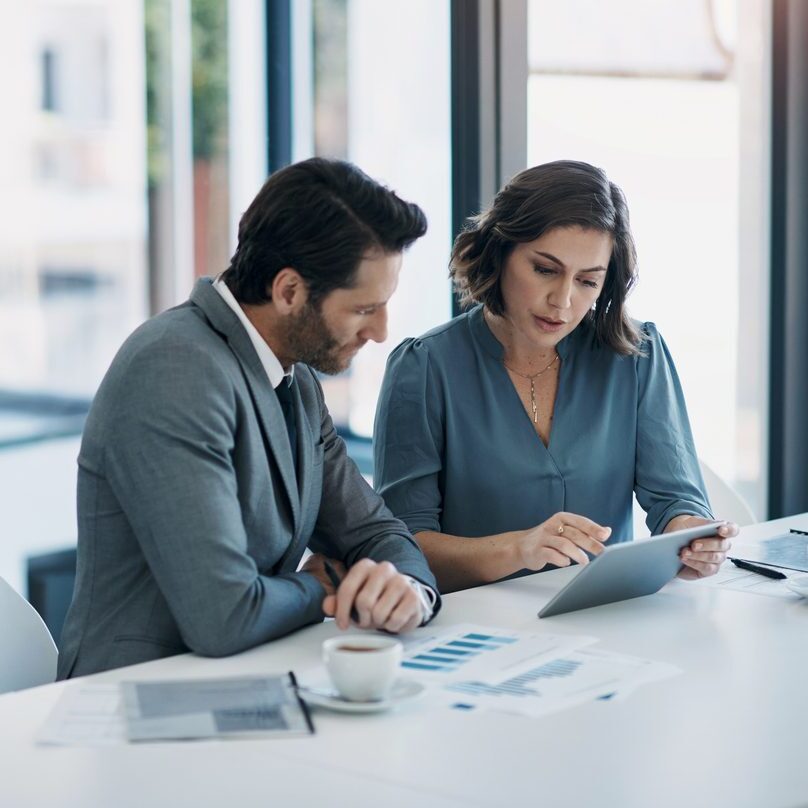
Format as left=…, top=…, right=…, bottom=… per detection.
left=413, top=529, right=526, bottom=593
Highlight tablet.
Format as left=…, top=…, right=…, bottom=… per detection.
left=538, top=521, right=723, bottom=618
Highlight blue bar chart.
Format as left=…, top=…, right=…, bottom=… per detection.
left=401, top=631, right=518, bottom=673
left=448, top=658, right=583, bottom=698
left=395, top=624, right=679, bottom=718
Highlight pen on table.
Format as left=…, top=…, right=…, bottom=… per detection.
left=729, top=558, right=787, bottom=580
left=322, top=560, right=360, bottom=623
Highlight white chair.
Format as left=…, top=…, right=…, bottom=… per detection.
left=0, top=576, right=58, bottom=694
left=698, top=459, right=757, bottom=526
left=632, top=459, right=757, bottom=538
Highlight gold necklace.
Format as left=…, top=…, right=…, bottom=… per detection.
left=503, top=353, right=559, bottom=423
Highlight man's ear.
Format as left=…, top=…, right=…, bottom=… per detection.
left=270, top=268, right=309, bottom=314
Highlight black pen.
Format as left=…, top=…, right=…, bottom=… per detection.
left=729, top=557, right=787, bottom=580
left=322, top=560, right=360, bottom=622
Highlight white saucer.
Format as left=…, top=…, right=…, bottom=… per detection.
left=298, top=679, right=425, bottom=713
left=786, top=574, right=808, bottom=598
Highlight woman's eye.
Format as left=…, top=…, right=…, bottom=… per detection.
left=534, top=266, right=554, bottom=275
left=581, top=280, right=599, bottom=289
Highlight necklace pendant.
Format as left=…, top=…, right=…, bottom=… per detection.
left=530, top=380, right=538, bottom=423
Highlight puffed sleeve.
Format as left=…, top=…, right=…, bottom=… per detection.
left=373, top=338, right=444, bottom=535
left=634, top=323, right=714, bottom=534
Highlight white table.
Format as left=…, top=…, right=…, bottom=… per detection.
left=2, top=515, right=808, bottom=808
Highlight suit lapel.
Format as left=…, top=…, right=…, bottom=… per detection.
left=190, top=279, right=300, bottom=532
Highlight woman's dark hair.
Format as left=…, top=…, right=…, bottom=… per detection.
left=450, top=160, right=642, bottom=355
left=222, top=158, right=427, bottom=305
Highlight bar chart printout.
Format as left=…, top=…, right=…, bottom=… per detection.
left=444, top=648, right=682, bottom=718
left=401, top=631, right=517, bottom=674
left=449, top=657, right=583, bottom=698
left=397, top=624, right=595, bottom=683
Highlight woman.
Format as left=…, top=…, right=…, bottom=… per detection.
left=373, top=160, right=737, bottom=593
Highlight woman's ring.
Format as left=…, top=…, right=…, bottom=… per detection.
left=557, top=524, right=565, bottom=535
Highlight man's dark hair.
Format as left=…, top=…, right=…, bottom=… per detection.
left=221, top=158, right=427, bottom=305
left=450, top=160, right=642, bottom=355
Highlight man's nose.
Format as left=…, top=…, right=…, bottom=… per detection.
left=362, top=307, right=388, bottom=343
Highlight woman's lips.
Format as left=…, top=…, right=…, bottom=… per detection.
left=533, top=315, right=566, bottom=333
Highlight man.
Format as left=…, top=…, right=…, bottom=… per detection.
left=57, top=158, right=440, bottom=678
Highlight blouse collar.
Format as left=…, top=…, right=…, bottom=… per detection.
left=469, top=304, right=575, bottom=362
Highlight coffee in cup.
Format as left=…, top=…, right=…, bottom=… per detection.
left=322, top=635, right=403, bottom=701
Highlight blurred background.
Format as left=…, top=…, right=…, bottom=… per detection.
left=2, top=1, right=799, bottom=637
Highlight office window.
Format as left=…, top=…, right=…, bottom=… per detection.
left=527, top=0, right=770, bottom=517
left=0, top=2, right=148, bottom=398
left=189, top=0, right=230, bottom=280
left=40, top=48, right=58, bottom=112
left=0, top=1, right=149, bottom=593
left=308, top=0, right=453, bottom=437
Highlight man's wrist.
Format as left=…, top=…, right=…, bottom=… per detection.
left=402, top=575, right=436, bottom=625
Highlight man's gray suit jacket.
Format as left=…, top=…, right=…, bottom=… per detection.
left=57, top=278, right=439, bottom=678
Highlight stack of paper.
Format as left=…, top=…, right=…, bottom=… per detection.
left=396, top=623, right=680, bottom=718
left=122, top=674, right=313, bottom=741
left=691, top=561, right=800, bottom=599
left=37, top=674, right=313, bottom=746
left=37, top=684, right=126, bottom=746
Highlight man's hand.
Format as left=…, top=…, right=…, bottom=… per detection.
left=666, top=515, right=739, bottom=580
left=301, top=553, right=346, bottom=597
left=322, top=558, right=423, bottom=634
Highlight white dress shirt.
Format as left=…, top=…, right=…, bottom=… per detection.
left=213, top=276, right=291, bottom=387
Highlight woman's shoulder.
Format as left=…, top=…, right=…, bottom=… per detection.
left=636, top=320, right=661, bottom=340
left=573, top=317, right=661, bottom=357
left=388, top=307, right=481, bottom=364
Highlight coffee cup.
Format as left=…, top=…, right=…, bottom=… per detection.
left=322, top=635, right=403, bottom=702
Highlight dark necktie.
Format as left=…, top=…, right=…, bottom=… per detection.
left=274, top=378, right=298, bottom=473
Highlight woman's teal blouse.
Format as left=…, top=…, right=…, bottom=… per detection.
left=373, top=305, right=712, bottom=552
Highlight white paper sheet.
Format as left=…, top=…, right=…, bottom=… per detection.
left=397, top=623, right=596, bottom=683
left=36, top=684, right=127, bottom=746
left=692, top=563, right=801, bottom=599
left=122, top=675, right=312, bottom=741
left=436, top=645, right=680, bottom=718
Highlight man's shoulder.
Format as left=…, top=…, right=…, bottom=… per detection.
left=93, top=305, right=237, bottom=415
left=125, top=301, right=219, bottom=349
left=111, top=304, right=231, bottom=373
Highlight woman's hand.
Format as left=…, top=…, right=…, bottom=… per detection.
left=666, top=515, right=739, bottom=580
left=514, top=512, right=612, bottom=571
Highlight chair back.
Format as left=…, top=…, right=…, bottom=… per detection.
left=698, top=459, right=757, bottom=526
left=0, top=576, right=58, bottom=694
left=632, top=458, right=758, bottom=538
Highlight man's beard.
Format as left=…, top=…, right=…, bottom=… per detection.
left=283, top=302, right=353, bottom=375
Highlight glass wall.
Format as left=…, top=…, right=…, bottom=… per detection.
left=2, top=1, right=772, bottom=598
left=527, top=0, right=770, bottom=518
left=309, top=0, right=453, bottom=437
left=146, top=0, right=245, bottom=313
left=0, top=0, right=148, bottom=399
left=0, top=0, right=149, bottom=594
